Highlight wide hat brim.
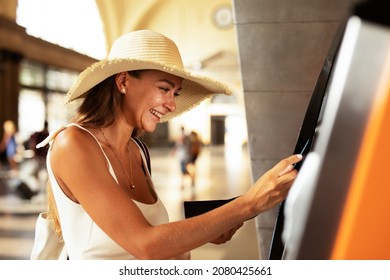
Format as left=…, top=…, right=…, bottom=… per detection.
left=66, top=58, right=232, bottom=122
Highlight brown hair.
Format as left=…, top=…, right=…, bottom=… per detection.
left=47, top=70, right=145, bottom=237
left=46, top=181, right=63, bottom=240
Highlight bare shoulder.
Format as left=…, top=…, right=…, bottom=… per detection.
left=49, top=125, right=107, bottom=202
left=50, top=125, right=101, bottom=163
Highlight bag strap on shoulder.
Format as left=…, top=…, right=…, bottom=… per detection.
left=132, top=137, right=151, bottom=175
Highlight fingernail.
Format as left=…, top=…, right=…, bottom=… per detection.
left=296, top=154, right=303, bottom=159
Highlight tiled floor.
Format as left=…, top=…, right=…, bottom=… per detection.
left=0, top=144, right=259, bottom=260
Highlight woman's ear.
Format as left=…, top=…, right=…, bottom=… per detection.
left=115, top=72, right=127, bottom=93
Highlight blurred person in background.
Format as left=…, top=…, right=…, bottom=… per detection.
left=0, top=120, right=19, bottom=175
left=187, top=130, right=202, bottom=187
left=173, top=126, right=192, bottom=189
left=28, top=121, right=49, bottom=182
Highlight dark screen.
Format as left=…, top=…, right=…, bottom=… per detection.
left=268, top=22, right=346, bottom=259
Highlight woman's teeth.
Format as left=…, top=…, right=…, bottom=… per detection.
left=150, top=109, right=162, bottom=118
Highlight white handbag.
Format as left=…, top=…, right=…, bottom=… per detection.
left=30, top=212, right=67, bottom=260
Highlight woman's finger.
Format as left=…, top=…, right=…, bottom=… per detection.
left=274, top=154, right=302, bottom=177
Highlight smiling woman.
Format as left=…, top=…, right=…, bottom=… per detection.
left=30, top=29, right=302, bottom=260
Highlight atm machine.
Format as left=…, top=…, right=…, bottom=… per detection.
left=270, top=0, right=390, bottom=259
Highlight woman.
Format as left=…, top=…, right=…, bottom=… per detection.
left=35, top=30, right=302, bottom=259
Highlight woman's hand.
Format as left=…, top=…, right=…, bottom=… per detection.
left=209, top=223, right=244, bottom=244
left=245, top=154, right=302, bottom=215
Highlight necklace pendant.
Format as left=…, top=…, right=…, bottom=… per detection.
left=129, top=183, right=136, bottom=190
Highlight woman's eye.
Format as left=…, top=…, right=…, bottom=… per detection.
left=160, top=87, right=169, bottom=93
left=174, top=92, right=181, bottom=97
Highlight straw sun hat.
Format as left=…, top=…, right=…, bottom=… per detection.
left=66, top=30, right=232, bottom=122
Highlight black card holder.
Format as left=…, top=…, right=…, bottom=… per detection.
left=184, top=197, right=237, bottom=219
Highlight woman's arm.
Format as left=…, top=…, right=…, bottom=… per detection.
left=50, top=126, right=301, bottom=259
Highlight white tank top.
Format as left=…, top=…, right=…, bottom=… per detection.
left=43, top=123, right=169, bottom=259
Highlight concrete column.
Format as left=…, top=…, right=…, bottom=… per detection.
left=232, top=0, right=361, bottom=259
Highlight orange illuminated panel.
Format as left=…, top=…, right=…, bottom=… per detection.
left=331, top=47, right=390, bottom=259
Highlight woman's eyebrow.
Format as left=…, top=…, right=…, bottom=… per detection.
left=160, top=79, right=182, bottom=91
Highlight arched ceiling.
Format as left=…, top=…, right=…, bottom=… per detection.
left=0, top=0, right=241, bottom=93
left=95, top=1, right=237, bottom=62
left=95, top=0, right=241, bottom=94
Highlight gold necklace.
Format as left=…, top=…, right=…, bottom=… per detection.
left=100, top=128, right=135, bottom=190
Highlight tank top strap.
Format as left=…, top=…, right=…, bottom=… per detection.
left=36, top=123, right=111, bottom=168
left=65, top=123, right=107, bottom=157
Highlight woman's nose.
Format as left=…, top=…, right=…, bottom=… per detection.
left=164, top=94, right=176, bottom=112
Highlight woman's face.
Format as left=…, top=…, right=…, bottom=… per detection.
left=123, top=70, right=183, bottom=132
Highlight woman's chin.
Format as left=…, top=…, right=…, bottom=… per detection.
left=141, top=122, right=158, bottom=133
